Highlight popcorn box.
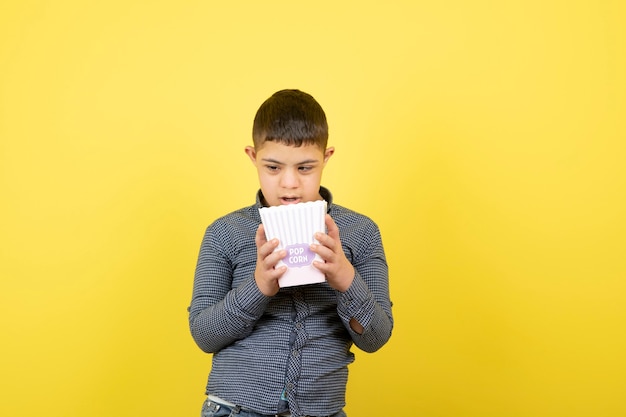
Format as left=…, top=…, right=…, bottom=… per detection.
left=259, top=200, right=327, bottom=287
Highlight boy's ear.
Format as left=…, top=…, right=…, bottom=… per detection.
left=324, top=146, right=335, bottom=164
left=244, top=146, right=257, bottom=163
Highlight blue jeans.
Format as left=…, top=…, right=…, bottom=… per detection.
left=201, top=398, right=347, bottom=417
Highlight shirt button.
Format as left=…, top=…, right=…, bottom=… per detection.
left=292, top=349, right=300, bottom=357
left=295, top=322, right=303, bottom=329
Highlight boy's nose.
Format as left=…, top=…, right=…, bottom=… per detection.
left=280, top=169, right=299, bottom=188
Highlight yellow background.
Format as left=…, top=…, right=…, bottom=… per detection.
left=1, top=1, right=625, bottom=416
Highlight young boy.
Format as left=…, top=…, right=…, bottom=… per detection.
left=188, top=89, right=393, bottom=417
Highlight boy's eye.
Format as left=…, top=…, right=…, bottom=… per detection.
left=298, top=166, right=313, bottom=172
left=266, top=165, right=279, bottom=171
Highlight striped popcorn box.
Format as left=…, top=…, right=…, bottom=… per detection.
left=259, top=200, right=327, bottom=287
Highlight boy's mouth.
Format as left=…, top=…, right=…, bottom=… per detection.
left=280, top=196, right=300, bottom=204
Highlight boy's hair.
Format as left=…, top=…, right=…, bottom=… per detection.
left=252, top=89, right=328, bottom=149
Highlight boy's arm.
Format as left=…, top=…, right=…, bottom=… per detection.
left=312, top=215, right=393, bottom=352
left=336, top=269, right=393, bottom=353
left=188, top=226, right=271, bottom=353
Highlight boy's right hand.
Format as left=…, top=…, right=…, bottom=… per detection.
left=254, top=224, right=287, bottom=296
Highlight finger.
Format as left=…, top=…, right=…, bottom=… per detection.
left=259, top=238, right=281, bottom=260
left=264, top=247, right=286, bottom=268
left=255, top=224, right=268, bottom=248
left=314, top=231, right=337, bottom=252
left=269, top=264, right=288, bottom=277
left=324, top=214, right=340, bottom=239
left=310, top=241, right=334, bottom=263
left=312, top=259, right=329, bottom=274
left=256, top=224, right=282, bottom=260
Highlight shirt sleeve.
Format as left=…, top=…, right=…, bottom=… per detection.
left=188, top=224, right=271, bottom=353
left=335, top=219, right=394, bottom=353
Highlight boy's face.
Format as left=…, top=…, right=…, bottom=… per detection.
left=245, top=141, right=334, bottom=207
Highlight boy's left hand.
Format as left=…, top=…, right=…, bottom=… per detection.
left=311, top=214, right=354, bottom=292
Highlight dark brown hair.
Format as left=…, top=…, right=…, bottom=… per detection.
left=252, top=89, right=328, bottom=149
